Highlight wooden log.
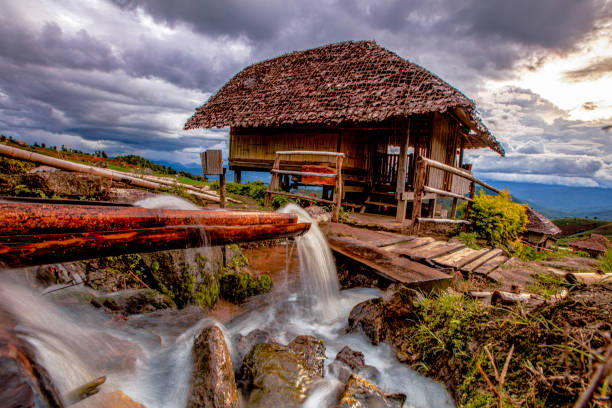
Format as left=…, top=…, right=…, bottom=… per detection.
left=0, top=223, right=310, bottom=268
left=419, top=156, right=500, bottom=194
left=0, top=202, right=299, bottom=235
left=463, top=179, right=476, bottom=232
left=332, top=154, right=343, bottom=222
left=490, top=291, right=532, bottom=305
left=0, top=144, right=225, bottom=203
left=423, top=186, right=473, bottom=202
left=417, top=218, right=471, bottom=224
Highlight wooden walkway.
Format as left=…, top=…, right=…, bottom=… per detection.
left=323, top=223, right=511, bottom=288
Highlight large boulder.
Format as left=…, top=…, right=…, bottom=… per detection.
left=346, top=298, right=386, bottom=345
left=240, top=343, right=319, bottom=407
left=187, top=325, right=240, bottom=408
left=337, top=374, right=406, bottom=408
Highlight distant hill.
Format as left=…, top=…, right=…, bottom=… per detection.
left=479, top=180, right=612, bottom=221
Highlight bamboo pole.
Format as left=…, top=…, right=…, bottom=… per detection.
left=419, top=156, right=500, bottom=194
left=0, top=201, right=299, bottom=235
left=423, top=186, right=474, bottom=202
left=0, top=144, right=230, bottom=203
left=0, top=223, right=310, bottom=268
left=332, top=154, right=344, bottom=222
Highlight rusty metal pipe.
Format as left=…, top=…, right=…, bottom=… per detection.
left=0, top=223, right=310, bottom=268
left=0, top=202, right=299, bottom=235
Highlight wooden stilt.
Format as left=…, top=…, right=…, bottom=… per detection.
left=409, top=157, right=427, bottom=234
left=395, top=123, right=410, bottom=222
left=332, top=154, right=344, bottom=222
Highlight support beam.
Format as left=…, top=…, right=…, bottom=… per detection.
left=332, top=154, right=344, bottom=222
left=234, top=170, right=241, bottom=184
left=409, top=158, right=428, bottom=234
left=420, top=156, right=500, bottom=194
left=395, top=123, right=410, bottom=222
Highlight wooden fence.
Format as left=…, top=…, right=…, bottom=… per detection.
left=410, top=156, right=500, bottom=233
left=265, top=151, right=344, bottom=222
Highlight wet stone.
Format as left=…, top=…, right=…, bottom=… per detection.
left=335, top=346, right=365, bottom=370
left=288, top=335, right=326, bottom=377
left=188, top=325, right=240, bottom=408
left=233, top=329, right=278, bottom=370
left=346, top=298, right=386, bottom=345
left=240, top=343, right=317, bottom=408
left=337, top=374, right=406, bottom=408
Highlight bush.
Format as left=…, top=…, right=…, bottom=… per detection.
left=467, top=190, right=527, bottom=247
left=219, top=271, right=272, bottom=303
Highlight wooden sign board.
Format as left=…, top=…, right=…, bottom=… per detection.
left=200, top=150, right=223, bottom=175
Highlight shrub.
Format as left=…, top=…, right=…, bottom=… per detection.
left=467, top=190, right=527, bottom=247
left=219, top=271, right=272, bottom=303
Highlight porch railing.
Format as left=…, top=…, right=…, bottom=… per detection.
left=409, top=156, right=500, bottom=233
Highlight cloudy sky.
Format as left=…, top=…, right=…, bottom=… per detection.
left=1, top=0, right=610, bottom=187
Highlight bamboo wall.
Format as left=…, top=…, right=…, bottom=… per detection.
left=230, top=126, right=372, bottom=172
left=427, top=113, right=460, bottom=191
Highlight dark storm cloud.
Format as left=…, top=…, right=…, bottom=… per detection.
left=0, top=0, right=609, bottom=181
left=562, top=57, right=612, bottom=82
left=110, top=0, right=291, bottom=40
left=0, top=18, right=121, bottom=71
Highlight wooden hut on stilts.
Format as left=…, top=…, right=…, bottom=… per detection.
left=185, top=41, right=504, bottom=227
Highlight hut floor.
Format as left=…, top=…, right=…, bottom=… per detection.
left=322, top=223, right=514, bottom=287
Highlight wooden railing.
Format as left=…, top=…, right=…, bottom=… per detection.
left=265, top=151, right=344, bottom=222
left=410, top=156, right=500, bottom=233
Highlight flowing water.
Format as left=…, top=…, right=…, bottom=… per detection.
left=0, top=199, right=454, bottom=407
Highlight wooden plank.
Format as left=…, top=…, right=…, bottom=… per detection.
left=276, top=150, right=345, bottom=156
left=383, top=237, right=435, bottom=253
left=404, top=241, right=465, bottom=261
left=271, top=169, right=337, bottom=178
left=460, top=248, right=503, bottom=272
left=433, top=246, right=479, bottom=268
left=373, top=235, right=417, bottom=248
left=328, top=236, right=452, bottom=291
left=474, top=255, right=509, bottom=276
left=391, top=240, right=446, bottom=258
left=420, top=156, right=501, bottom=194
left=454, top=248, right=490, bottom=269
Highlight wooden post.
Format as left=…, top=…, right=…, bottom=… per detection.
left=427, top=198, right=437, bottom=218
left=332, top=155, right=344, bottom=222
left=234, top=169, right=241, bottom=184
left=265, top=154, right=282, bottom=207
left=409, top=157, right=427, bottom=234
left=219, top=168, right=226, bottom=208
left=395, top=123, right=410, bottom=222
left=463, top=180, right=476, bottom=231
left=450, top=198, right=458, bottom=219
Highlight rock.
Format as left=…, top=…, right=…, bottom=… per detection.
left=240, top=343, right=317, bottom=407
left=63, top=376, right=106, bottom=405
left=356, top=365, right=381, bottom=383
left=288, top=335, right=326, bottom=377
left=2, top=170, right=114, bottom=200
left=395, top=351, right=409, bottom=363
left=335, top=346, right=365, bottom=370
left=188, top=325, right=240, bottom=408
left=383, top=286, right=417, bottom=319
left=233, top=329, right=278, bottom=369
left=337, top=374, right=406, bottom=408
left=328, top=360, right=353, bottom=383
left=26, top=262, right=87, bottom=288
left=346, top=298, right=386, bottom=345
left=94, top=390, right=147, bottom=407
left=94, top=289, right=176, bottom=316
left=0, top=308, right=63, bottom=408
left=305, top=206, right=332, bottom=224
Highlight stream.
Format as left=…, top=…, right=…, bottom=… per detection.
left=0, top=201, right=454, bottom=407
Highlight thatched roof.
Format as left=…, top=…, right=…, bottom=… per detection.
left=185, top=41, right=504, bottom=156
left=570, top=234, right=611, bottom=254
left=525, top=207, right=561, bottom=236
